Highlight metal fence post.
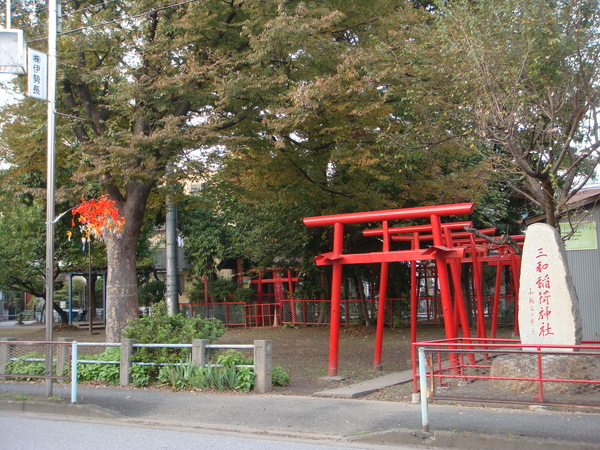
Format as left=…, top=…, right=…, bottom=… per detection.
left=0, top=337, right=16, bottom=380
left=120, top=338, right=135, bottom=386
left=418, top=346, right=430, bottom=433
left=71, top=341, right=78, bottom=403
left=192, top=339, right=210, bottom=367
left=254, top=340, right=272, bottom=394
left=57, top=337, right=73, bottom=381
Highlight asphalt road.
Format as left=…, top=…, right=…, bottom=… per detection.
left=0, top=413, right=427, bottom=450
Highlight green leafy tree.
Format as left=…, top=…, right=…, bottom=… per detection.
left=201, top=1, right=491, bottom=296
left=0, top=1, right=278, bottom=341
left=0, top=191, right=108, bottom=322
left=429, top=0, right=600, bottom=228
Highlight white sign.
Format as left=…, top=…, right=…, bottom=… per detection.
left=0, top=29, right=26, bottom=74
left=28, top=49, right=47, bottom=101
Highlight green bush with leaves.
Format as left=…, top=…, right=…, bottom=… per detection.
left=272, top=366, right=291, bottom=387
left=122, top=306, right=225, bottom=371
left=76, top=347, right=121, bottom=384
left=138, top=279, right=166, bottom=307
left=76, top=347, right=152, bottom=387
left=215, top=349, right=253, bottom=367
left=5, top=351, right=46, bottom=381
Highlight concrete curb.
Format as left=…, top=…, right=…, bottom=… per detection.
left=0, top=400, right=121, bottom=420
left=350, top=429, right=600, bottom=450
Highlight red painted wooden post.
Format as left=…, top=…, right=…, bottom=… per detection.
left=444, top=228, right=471, bottom=339
left=510, top=251, right=521, bottom=336
left=373, top=221, right=390, bottom=370
left=410, top=232, right=419, bottom=346
left=491, top=262, right=503, bottom=338
left=430, top=214, right=457, bottom=339
left=470, top=235, right=487, bottom=339
left=410, top=232, right=419, bottom=393
left=328, top=222, right=344, bottom=377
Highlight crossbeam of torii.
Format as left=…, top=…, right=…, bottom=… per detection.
left=303, top=203, right=475, bottom=377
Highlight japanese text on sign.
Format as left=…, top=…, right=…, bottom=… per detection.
left=28, top=48, right=47, bottom=101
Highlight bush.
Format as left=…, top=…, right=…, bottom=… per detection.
left=5, top=352, right=46, bottom=381
left=76, top=347, right=153, bottom=387
left=77, top=347, right=121, bottom=384
left=123, top=308, right=225, bottom=368
left=215, top=350, right=255, bottom=391
left=138, top=279, right=166, bottom=306
left=272, top=366, right=291, bottom=387
left=158, top=355, right=254, bottom=392
left=233, top=287, right=255, bottom=303
left=215, top=349, right=253, bottom=367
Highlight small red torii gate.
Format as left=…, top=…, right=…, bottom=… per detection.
left=303, top=203, right=475, bottom=377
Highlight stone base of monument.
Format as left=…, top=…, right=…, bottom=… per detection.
left=490, top=354, right=600, bottom=394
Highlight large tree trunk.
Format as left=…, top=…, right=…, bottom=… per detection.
left=104, top=181, right=155, bottom=342
left=353, top=266, right=372, bottom=327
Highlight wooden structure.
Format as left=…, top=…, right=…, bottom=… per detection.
left=304, top=203, right=524, bottom=377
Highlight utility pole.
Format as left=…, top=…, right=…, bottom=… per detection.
left=44, top=0, right=58, bottom=397
left=165, top=196, right=179, bottom=315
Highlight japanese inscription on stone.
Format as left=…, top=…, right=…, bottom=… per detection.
left=518, top=223, right=582, bottom=349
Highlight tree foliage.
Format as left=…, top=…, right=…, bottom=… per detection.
left=431, top=0, right=600, bottom=227
left=1, top=0, right=594, bottom=335
left=195, top=1, right=490, bottom=275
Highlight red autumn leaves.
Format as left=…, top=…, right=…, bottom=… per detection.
left=71, top=196, right=125, bottom=239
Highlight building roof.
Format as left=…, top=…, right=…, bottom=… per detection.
left=523, top=187, right=600, bottom=225
left=565, top=187, right=600, bottom=208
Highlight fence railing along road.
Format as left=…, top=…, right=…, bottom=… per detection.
left=0, top=338, right=273, bottom=403
left=415, top=338, right=600, bottom=410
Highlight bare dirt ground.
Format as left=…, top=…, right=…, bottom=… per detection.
left=0, top=321, right=460, bottom=402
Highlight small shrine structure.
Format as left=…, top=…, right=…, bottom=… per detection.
left=304, top=203, right=524, bottom=377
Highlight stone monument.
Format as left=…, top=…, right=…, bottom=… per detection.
left=517, top=222, right=582, bottom=348
left=489, top=223, right=594, bottom=395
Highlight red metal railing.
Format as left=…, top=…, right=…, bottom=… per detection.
left=413, top=338, right=600, bottom=408
left=181, top=297, right=517, bottom=328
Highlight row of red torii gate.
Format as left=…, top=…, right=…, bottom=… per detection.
left=303, top=202, right=525, bottom=377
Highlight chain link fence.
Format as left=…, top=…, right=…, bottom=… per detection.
left=180, top=302, right=245, bottom=325
left=0, top=339, right=72, bottom=382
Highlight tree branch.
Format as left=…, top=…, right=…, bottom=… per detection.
left=464, top=226, right=522, bottom=256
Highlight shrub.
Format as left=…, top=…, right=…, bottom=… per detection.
left=158, top=355, right=254, bottom=392
left=215, top=349, right=253, bottom=367
left=272, top=366, right=291, bottom=387
left=123, top=308, right=225, bottom=370
left=76, top=347, right=152, bottom=386
left=77, top=347, right=121, bottom=384
left=233, top=287, right=255, bottom=303
left=5, top=352, right=46, bottom=381
left=138, top=279, right=166, bottom=307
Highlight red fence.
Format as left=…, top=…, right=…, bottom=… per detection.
left=180, top=297, right=516, bottom=328
left=413, top=338, right=600, bottom=408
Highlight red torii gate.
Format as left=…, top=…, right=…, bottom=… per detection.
left=363, top=221, right=476, bottom=369
left=303, top=203, right=475, bottom=377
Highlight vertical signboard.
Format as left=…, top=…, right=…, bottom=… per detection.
left=28, top=48, right=47, bottom=101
